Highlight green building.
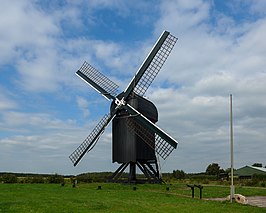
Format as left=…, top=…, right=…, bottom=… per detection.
left=234, top=166, right=266, bottom=179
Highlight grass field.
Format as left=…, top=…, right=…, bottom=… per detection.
left=0, top=183, right=265, bottom=212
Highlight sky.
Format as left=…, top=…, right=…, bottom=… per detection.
left=0, top=0, right=266, bottom=175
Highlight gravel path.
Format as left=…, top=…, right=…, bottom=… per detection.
left=247, top=196, right=266, bottom=208
left=206, top=196, right=266, bottom=208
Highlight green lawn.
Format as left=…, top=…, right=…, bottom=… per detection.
left=0, top=183, right=265, bottom=212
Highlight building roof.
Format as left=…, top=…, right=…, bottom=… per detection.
left=234, top=165, right=266, bottom=177
left=249, top=166, right=266, bottom=173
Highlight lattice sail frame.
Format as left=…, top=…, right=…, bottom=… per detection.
left=69, top=113, right=111, bottom=166
left=133, top=33, right=177, bottom=96
left=126, top=117, right=175, bottom=160
left=79, top=61, right=119, bottom=98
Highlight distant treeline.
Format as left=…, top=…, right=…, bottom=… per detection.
left=1, top=169, right=265, bottom=187
left=0, top=171, right=223, bottom=184
left=0, top=173, right=67, bottom=184
left=0, top=172, right=73, bottom=178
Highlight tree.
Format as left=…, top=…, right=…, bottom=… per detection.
left=173, top=170, right=186, bottom=179
left=206, top=163, right=220, bottom=176
left=224, top=167, right=236, bottom=174
left=252, top=163, right=262, bottom=167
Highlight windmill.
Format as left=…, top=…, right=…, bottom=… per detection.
left=69, top=31, right=178, bottom=183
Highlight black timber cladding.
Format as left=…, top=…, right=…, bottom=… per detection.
left=111, top=94, right=158, bottom=163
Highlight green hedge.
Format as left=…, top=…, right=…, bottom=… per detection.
left=0, top=174, right=18, bottom=183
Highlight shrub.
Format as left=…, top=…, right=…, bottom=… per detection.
left=31, top=176, right=46, bottom=183
left=202, top=179, right=209, bottom=184
left=47, top=174, right=64, bottom=184
left=76, top=174, right=92, bottom=183
left=253, top=174, right=266, bottom=181
left=1, top=174, right=18, bottom=183
left=188, top=174, right=217, bottom=181
left=245, top=179, right=259, bottom=186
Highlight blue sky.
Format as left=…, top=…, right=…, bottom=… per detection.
left=1, top=0, right=266, bottom=175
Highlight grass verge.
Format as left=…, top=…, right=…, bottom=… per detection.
left=0, top=183, right=265, bottom=212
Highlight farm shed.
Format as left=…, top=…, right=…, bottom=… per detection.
left=234, top=166, right=266, bottom=179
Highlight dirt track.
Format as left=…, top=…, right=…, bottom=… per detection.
left=206, top=196, right=266, bottom=208
left=247, top=196, right=266, bottom=208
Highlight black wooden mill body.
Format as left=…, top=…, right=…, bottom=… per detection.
left=111, top=94, right=158, bottom=163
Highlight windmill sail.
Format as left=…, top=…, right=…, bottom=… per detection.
left=124, top=103, right=178, bottom=159
left=76, top=61, right=119, bottom=100
left=126, top=118, right=176, bottom=160
left=124, top=31, right=177, bottom=99
left=69, top=113, right=113, bottom=166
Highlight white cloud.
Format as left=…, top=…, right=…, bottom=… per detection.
left=0, top=0, right=158, bottom=94
left=1, top=0, right=266, bottom=174
left=17, top=51, right=60, bottom=92
left=0, top=90, right=17, bottom=110
left=141, top=0, right=266, bottom=172
left=0, top=111, right=77, bottom=134
left=0, top=110, right=114, bottom=174
left=76, top=96, right=90, bottom=118
left=225, top=0, right=266, bottom=17
left=156, top=0, right=210, bottom=34
left=249, top=0, right=266, bottom=16
left=0, top=0, right=59, bottom=64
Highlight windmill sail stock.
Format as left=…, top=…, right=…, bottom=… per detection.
left=124, top=31, right=178, bottom=98
left=69, top=31, right=179, bottom=182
